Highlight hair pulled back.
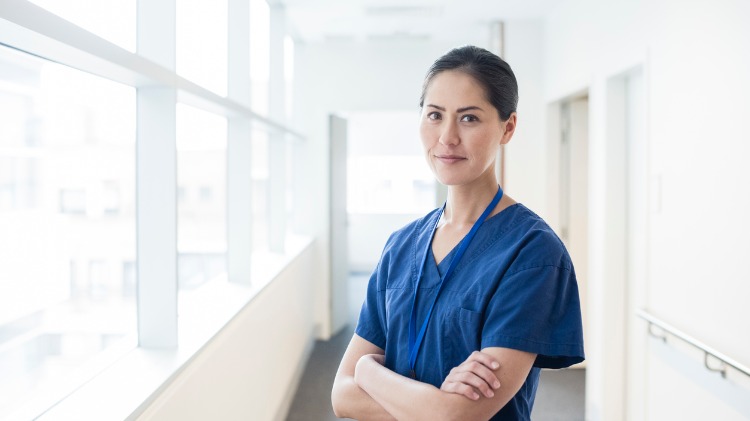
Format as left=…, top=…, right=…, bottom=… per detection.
left=419, top=45, right=518, bottom=121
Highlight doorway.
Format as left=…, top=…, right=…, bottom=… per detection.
left=580, top=67, right=647, bottom=421
left=342, top=110, right=437, bottom=326
left=548, top=93, right=590, bottom=369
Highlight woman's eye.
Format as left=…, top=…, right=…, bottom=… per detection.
left=427, top=111, right=441, bottom=120
left=461, top=114, right=478, bottom=122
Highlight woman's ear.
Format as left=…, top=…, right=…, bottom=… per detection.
left=500, top=112, right=517, bottom=145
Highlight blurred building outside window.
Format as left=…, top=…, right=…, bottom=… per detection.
left=176, top=103, right=228, bottom=292
left=0, top=45, right=137, bottom=418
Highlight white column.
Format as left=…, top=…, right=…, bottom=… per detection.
left=227, top=0, right=253, bottom=283
left=136, top=0, right=177, bottom=348
left=268, top=4, right=287, bottom=253
left=489, top=21, right=506, bottom=188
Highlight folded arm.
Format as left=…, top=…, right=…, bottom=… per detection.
left=332, top=333, right=536, bottom=421
left=355, top=346, right=536, bottom=421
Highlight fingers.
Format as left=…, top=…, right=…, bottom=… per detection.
left=441, top=380, right=481, bottom=400
left=455, top=369, right=499, bottom=398
left=441, top=351, right=503, bottom=400
left=463, top=360, right=502, bottom=391
left=464, top=352, right=501, bottom=390
left=469, top=350, right=500, bottom=371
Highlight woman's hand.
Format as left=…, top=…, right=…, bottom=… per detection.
left=441, top=351, right=502, bottom=400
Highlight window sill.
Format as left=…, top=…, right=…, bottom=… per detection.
left=14, top=236, right=314, bottom=421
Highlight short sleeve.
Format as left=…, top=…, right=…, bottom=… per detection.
left=480, top=265, right=585, bottom=369
left=354, top=265, right=387, bottom=350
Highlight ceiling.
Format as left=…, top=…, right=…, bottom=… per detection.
left=275, top=0, right=554, bottom=43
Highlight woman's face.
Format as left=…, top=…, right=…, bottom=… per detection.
left=419, top=70, right=515, bottom=187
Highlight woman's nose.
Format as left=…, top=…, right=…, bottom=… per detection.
left=438, top=120, right=460, bottom=146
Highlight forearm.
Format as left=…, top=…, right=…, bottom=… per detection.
left=355, top=357, right=467, bottom=421
left=331, top=375, right=396, bottom=420
left=355, top=349, right=536, bottom=421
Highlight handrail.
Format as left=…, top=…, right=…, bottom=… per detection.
left=0, top=0, right=306, bottom=141
left=637, top=308, right=750, bottom=379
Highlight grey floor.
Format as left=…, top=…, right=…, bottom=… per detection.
left=286, top=275, right=585, bottom=420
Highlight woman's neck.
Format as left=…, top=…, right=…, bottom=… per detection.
left=442, top=175, right=500, bottom=227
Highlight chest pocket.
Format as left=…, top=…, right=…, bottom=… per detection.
left=441, top=306, right=483, bottom=369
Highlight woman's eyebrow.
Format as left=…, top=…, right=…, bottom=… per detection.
left=425, top=104, right=484, bottom=113
left=457, top=106, right=483, bottom=113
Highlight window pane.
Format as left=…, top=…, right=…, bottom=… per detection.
left=285, top=137, right=295, bottom=228
left=251, top=128, right=269, bottom=251
left=28, top=0, right=136, bottom=52
left=346, top=111, right=436, bottom=214
left=176, top=104, right=227, bottom=291
left=284, top=36, right=294, bottom=120
left=0, top=46, right=136, bottom=417
left=250, top=0, right=270, bottom=115
left=176, top=0, right=228, bottom=96
left=347, top=156, right=435, bottom=214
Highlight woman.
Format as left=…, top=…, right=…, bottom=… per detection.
left=332, top=45, right=584, bottom=421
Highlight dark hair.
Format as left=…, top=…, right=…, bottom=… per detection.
left=419, top=45, right=518, bottom=121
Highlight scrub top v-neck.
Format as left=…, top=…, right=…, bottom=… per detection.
left=407, top=186, right=502, bottom=379
left=355, top=203, right=585, bottom=421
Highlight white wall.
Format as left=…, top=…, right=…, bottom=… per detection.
left=542, top=0, right=750, bottom=419
left=133, top=244, right=316, bottom=421
left=503, top=20, right=547, bottom=216
left=347, top=213, right=423, bottom=272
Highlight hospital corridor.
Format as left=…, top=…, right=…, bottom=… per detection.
left=0, top=0, right=749, bottom=420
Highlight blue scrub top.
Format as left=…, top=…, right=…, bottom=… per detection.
left=355, top=203, right=585, bottom=420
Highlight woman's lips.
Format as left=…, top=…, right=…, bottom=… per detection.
left=435, top=155, right=466, bottom=164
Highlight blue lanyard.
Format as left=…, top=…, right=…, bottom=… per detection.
left=407, top=186, right=503, bottom=379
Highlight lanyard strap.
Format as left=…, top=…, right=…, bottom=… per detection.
left=407, top=186, right=503, bottom=377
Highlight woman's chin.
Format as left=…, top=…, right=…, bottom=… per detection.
left=435, top=173, right=491, bottom=188
left=435, top=176, right=468, bottom=187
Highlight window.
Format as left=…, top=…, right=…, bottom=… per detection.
left=347, top=156, right=435, bottom=213
left=176, top=0, right=228, bottom=95
left=28, top=0, right=136, bottom=52
left=346, top=111, right=436, bottom=214
left=0, top=1, right=302, bottom=418
left=284, top=35, right=295, bottom=120
left=251, top=128, right=270, bottom=251
left=0, top=45, right=136, bottom=418
left=176, top=103, right=227, bottom=291
left=250, top=0, right=270, bottom=115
